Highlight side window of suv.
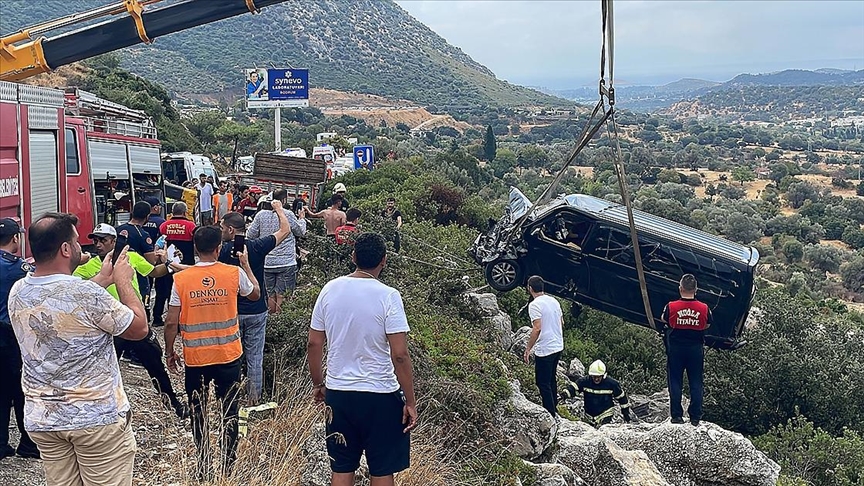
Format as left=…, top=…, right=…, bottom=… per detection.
left=593, top=226, right=634, bottom=264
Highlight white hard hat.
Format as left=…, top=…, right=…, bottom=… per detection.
left=333, top=183, right=347, bottom=193
left=588, top=360, right=607, bottom=378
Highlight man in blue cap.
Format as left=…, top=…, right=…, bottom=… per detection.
left=0, top=218, right=40, bottom=459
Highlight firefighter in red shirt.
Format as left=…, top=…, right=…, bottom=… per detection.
left=661, top=274, right=712, bottom=426
left=153, top=202, right=196, bottom=326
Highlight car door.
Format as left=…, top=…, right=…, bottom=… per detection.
left=524, top=211, right=592, bottom=298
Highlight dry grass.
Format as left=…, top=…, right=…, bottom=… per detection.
left=133, top=363, right=460, bottom=486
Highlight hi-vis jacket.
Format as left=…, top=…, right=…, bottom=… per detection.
left=173, top=262, right=242, bottom=367
left=575, top=375, right=630, bottom=423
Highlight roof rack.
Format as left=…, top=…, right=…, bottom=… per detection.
left=64, top=88, right=157, bottom=139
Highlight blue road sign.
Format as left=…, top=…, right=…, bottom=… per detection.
left=353, top=145, right=374, bottom=171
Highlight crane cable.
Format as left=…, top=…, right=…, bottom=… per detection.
left=522, top=0, right=657, bottom=331
left=601, top=0, right=657, bottom=331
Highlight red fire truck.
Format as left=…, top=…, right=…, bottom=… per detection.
left=0, top=0, right=291, bottom=256
left=0, top=83, right=164, bottom=255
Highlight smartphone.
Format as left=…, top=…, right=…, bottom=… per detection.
left=232, top=234, right=246, bottom=258
left=112, top=235, right=128, bottom=266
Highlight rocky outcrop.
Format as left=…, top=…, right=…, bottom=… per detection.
left=511, top=325, right=532, bottom=357
left=465, top=293, right=514, bottom=350
left=522, top=460, right=586, bottom=486
left=602, top=422, right=781, bottom=486
left=566, top=358, right=585, bottom=380
left=495, top=381, right=558, bottom=460
left=628, top=389, right=688, bottom=423
left=555, top=420, right=670, bottom=486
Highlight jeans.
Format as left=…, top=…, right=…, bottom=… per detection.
left=239, top=312, right=268, bottom=403
left=152, top=274, right=173, bottom=325
left=185, top=359, right=241, bottom=481
left=535, top=351, right=561, bottom=417
left=114, top=330, right=181, bottom=409
left=0, top=326, right=38, bottom=454
left=667, top=343, right=704, bottom=421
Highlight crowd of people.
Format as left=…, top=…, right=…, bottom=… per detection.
left=0, top=178, right=711, bottom=485
left=0, top=181, right=416, bottom=486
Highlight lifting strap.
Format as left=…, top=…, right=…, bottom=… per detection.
left=123, top=0, right=151, bottom=44
left=524, top=0, right=657, bottom=331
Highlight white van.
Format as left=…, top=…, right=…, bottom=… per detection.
left=162, top=152, right=219, bottom=185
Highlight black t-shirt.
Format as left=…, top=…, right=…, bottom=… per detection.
left=381, top=209, right=402, bottom=222
left=219, top=235, right=276, bottom=315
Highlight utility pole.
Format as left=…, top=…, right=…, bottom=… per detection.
left=274, top=107, right=281, bottom=152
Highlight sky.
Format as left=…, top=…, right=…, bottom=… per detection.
left=395, top=1, right=864, bottom=89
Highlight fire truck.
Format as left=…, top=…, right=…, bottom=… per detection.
left=0, top=83, right=164, bottom=253
left=0, top=0, right=290, bottom=255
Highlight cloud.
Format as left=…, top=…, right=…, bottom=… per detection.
left=396, top=0, right=864, bottom=87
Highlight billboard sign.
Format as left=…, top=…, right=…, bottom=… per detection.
left=245, top=68, right=309, bottom=108
left=353, top=145, right=374, bottom=171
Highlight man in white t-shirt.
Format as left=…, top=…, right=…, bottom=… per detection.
left=524, top=275, right=565, bottom=417
left=197, top=173, right=215, bottom=225
left=9, top=212, right=148, bottom=486
left=308, top=233, right=417, bottom=485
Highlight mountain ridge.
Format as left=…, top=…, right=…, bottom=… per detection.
left=0, top=0, right=567, bottom=108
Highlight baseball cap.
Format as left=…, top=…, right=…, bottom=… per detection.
left=333, top=183, right=347, bottom=193
left=0, top=218, right=24, bottom=237
left=144, top=196, right=164, bottom=208
left=87, top=223, right=117, bottom=240
left=248, top=185, right=263, bottom=194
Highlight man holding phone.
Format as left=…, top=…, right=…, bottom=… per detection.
left=74, top=224, right=190, bottom=419
left=218, top=200, right=292, bottom=404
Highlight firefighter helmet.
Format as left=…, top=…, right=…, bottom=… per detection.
left=588, top=360, right=607, bottom=378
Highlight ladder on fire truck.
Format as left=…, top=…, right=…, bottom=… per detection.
left=64, top=88, right=157, bottom=140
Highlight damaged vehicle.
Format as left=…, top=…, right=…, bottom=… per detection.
left=470, top=188, right=759, bottom=350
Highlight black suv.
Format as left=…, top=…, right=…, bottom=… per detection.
left=470, top=189, right=759, bottom=350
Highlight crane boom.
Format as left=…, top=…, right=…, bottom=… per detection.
left=0, top=0, right=288, bottom=81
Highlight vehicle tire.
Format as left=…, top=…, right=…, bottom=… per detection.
left=485, top=259, right=524, bottom=292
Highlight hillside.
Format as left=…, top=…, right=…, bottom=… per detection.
left=0, top=0, right=567, bottom=109
left=725, top=68, right=864, bottom=87
left=662, top=85, right=864, bottom=122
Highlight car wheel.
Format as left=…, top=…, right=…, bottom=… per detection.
left=485, top=259, right=524, bottom=292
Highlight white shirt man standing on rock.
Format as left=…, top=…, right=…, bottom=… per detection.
left=9, top=212, right=148, bottom=486
left=524, top=275, right=565, bottom=418
left=307, top=232, right=418, bottom=486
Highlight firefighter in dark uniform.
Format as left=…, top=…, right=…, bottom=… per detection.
left=560, top=359, right=631, bottom=427
left=0, top=218, right=39, bottom=459
left=661, top=273, right=712, bottom=426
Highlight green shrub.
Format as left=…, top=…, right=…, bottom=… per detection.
left=754, top=414, right=864, bottom=486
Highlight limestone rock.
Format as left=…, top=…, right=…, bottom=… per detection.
left=567, top=358, right=585, bottom=380
left=511, top=325, right=532, bottom=356
left=489, top=312, right=514, bottom=350
left=465, top=292, right=514, bottom=350
left=465, top=292, right=501, bottom=317
left=602, top=421, right=780, bottom=486
left=629, top=389, right=688, bottom=423
left=523, top=461, right=585, bottom=486
left=496, top=380, right=557, bottom=460
left=555, top=420, right=670, bottom=486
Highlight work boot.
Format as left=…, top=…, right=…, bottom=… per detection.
left=671, top=417, right=685, bottom=424
left=690, top=419, right=701, bottom=426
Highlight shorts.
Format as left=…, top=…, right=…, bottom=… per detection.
left=325, top=389, right=410, bottom=477
left=264, top=265, right=297, bottom=296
